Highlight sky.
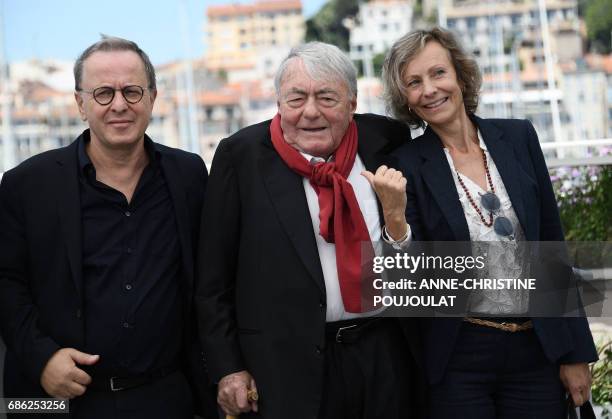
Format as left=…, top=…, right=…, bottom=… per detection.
left=2, top=0, right=327, bottom=65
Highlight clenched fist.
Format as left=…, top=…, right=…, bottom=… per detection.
left=40, top=348, right=99, bottom=399
left=362, top=165, right=408, bottom=240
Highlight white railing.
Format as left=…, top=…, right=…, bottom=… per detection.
left=541, top=138, right=612, bottom=167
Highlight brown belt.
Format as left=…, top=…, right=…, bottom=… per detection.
left=463, top=317, right=533, bottom=332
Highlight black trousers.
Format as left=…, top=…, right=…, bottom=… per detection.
left=6, top=370, right=193, bottom=419
left=430, top=322, right=566, bottom=419
left=318, top=319, right=417, bottom=419
left=70, top=370, right=193, bottom=419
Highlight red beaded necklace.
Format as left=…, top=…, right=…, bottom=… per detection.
left=455, top=148, right=495, bottom=227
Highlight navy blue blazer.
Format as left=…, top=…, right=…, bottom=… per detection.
left=392, top=116, right=598, bottom=384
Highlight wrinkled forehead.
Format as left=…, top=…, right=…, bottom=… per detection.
left=279, top=57, right=350, bottom=95
left=82, top=50, right=148, bottom=85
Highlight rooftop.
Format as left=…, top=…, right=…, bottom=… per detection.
left=208, top=0, right=302, bottom=18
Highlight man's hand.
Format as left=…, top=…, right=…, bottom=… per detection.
left=362, top=165, right=408, bottom=239
left=40, top=348, right=99, bottom=400
left=560, top=363, right=592, bottom=407
left=217, top=370, right=258, bottom=415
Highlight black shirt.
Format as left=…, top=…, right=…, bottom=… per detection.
left=77, top=133, right=182, bottom=376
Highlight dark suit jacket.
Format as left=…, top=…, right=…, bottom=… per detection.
left=196, top=114, right=422, bottom=419
left=391, top=116, right=598, bottom=385
left=0, top=130, right=214, bottom=416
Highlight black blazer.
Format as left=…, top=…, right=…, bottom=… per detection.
left=392, top=116, right=598, bottom=384
left=0, top=131, right=213, bottom=416
left=195, top=114, right=421, bottom=419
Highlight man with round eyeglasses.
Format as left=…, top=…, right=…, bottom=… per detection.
left=78, top=85, right=152, bottom=106
left=0, top=36, right=216, bottom=419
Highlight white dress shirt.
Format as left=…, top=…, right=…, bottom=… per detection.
left=443, top=131, right=529, bottom=315
left=301, top=152, right=383, bottom=322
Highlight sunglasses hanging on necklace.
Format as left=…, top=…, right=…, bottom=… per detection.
left=455, top=149, right=515, bottom=239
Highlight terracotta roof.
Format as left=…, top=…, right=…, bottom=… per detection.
left=18, top=80, right=64, bottom=102
left=197, top=89, right=241, bottom=106
left=48, top=106, right=82, bottom=119
left=12, top=108, right=43, bottom=119
left=226, top=80, right=275, bottom=100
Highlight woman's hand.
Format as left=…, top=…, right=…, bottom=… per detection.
left=560, top=363, right=592, bottom=406
left=362, top=165, right=407, bottom=240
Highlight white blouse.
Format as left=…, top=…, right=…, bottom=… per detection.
left=443, top=131, right=529, bottom=315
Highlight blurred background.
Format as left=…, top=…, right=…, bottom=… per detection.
left=0, top=0, right=610, bottom=413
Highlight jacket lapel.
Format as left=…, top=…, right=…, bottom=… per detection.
left=474, top=117, right=530, bottom=239
left=55, top=141, right=83, bottom=299
left=259, top=135, right=326, bottom=295
left=355, top=117, right=404, bottom=224
left=419, top=127, right=471, bottom=241
left=355, top=120, right=390, bottom=173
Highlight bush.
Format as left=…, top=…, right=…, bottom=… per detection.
left=591, top=339, right=612, bottom=411
left=550, top=164, right=612, bottom=241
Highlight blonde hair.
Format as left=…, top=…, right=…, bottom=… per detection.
left=382, top=27, right=482, bottom=128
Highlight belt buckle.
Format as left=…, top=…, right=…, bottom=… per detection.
left=500, top=322, right=519, bottom=333
left=336, top=324, right=358, bottom=343
left=110, top=377, right=124, bottom=392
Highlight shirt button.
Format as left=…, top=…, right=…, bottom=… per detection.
left=319, top=301, right=325, bottom=309
left=125, top=284, right=133, bottom=291
left=125, top=211, right=131, bottom=217
left=315, top=345, right=322, bottom=355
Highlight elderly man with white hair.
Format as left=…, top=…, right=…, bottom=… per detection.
left=196, top=42, right=424, bottom=419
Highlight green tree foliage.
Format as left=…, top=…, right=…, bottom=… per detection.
left=584, top=0, right=612, bottom=53
left=305, top=0, right=360, bottom=51
left=372, top=52, right=386, bottom=77
left=591, top=340, right=612, bottom=411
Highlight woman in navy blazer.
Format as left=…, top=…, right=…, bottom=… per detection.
left=380, top=27, right=597, bottom=418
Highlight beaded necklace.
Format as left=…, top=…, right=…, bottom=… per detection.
left=455, top=148, right=495, bottom=227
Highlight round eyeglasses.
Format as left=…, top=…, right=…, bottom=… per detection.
left=78, top=85, right=149, bottom=106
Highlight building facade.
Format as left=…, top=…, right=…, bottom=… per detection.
left=205, top=0, right=304, bottom=71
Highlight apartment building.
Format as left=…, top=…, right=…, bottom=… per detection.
left=205, top=0, right=304, bottom=71
left=348, top=0, right=414, bottom=77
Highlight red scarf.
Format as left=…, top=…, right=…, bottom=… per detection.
left=269, top=113, right=376, bottom=313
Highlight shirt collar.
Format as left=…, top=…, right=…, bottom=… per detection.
left=299, top=151, right=334, bottom=164
left=476, top=129, right=488, bottom=151
left=77, top=129, right=160, bottom=176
